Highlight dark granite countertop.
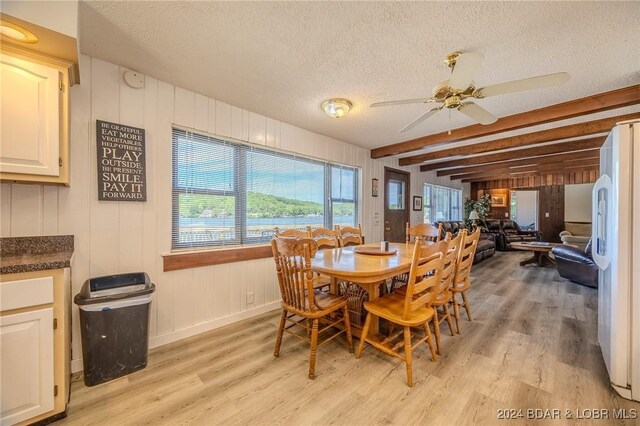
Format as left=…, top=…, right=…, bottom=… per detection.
left=0, top=235, right=74, bottom=275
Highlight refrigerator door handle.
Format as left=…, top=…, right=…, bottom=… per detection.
left=592, top=173, right=611, bottom=270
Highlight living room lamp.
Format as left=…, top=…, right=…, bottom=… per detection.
left=469, top=210, right=479, bottom=228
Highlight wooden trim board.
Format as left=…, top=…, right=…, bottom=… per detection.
left=401, top=113, right=637, bottom=166
left=420, top=137, right=605, bottom=171
left=371, top=84, right=640, bottom=158
left=163, top=245, right=273, bottom=271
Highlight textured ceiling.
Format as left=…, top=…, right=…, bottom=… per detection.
left=78, top=1, right=640, bottom=152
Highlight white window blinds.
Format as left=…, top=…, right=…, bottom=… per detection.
left=172, top=128, right=359, bottom=250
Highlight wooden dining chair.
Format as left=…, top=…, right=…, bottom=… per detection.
left=393, top=231, right=460, bottom=354
left=308, top=227, right=340, bottom=290
left=450, top=228, right=481, bottom=334
left=271, top=237, right=353, bottom=379
left=405, top=222, right=443, bottom=244
left=430, top=231, right=463, bottom=353
left=335, top=224, right=363, bottom=247
left=309, top=227, right=340, bottom=249
left=356, top=239, right=449, bottom=387
left=274, top=227, right=310, bottom=238
left=392, top=222, right=443, bottom=289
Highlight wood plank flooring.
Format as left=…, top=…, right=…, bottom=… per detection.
left=59, top=252, right=639, bottom=425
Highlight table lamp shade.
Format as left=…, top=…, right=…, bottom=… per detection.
left=468, top=210, right=480, bottom=220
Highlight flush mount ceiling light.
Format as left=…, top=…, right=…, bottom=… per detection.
left=0, top=20, right=38, bottom=43
left=321, top=98, right=353, bottom=119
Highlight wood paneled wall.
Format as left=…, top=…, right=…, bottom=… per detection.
left=0, top=55, right=466, bottom=371
left=472, top=185, right=566, bottom=243
left=471, top=169, right=599, bottom=191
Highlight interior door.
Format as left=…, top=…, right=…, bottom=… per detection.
left=384, top=168, right=410, bottom=242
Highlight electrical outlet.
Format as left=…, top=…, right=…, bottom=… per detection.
left=505, top=212, right=509, bottom=218
left=545, top=212, right=550, bottom=218
left=246, top=292, right=255, bottom=305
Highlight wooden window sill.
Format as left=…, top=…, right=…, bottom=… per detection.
left=162, top=245, right=272, bottom=271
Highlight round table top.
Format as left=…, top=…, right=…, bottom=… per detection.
left=509, top=242, right=561, bottom=252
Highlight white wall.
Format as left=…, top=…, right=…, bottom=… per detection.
left=512, top=190, right=538, bottom=228
left=0, top=55, right=465, bottom=371
left=565, top=183, right=594, bottom=222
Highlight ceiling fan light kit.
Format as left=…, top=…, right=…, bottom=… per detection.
left=322, top=98, right=353, bottom=119
left=371, top=50, right=570, bottom=132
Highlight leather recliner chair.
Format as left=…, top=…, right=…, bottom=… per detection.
left=500, top=219, right=541, bottom=250
left=551, top=240, right=598, bottom=288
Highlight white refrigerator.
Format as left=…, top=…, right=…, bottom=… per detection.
left=592, top=119, right=640, bottom=402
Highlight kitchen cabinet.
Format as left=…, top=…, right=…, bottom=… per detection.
left=0, top=54, right=61, bottom=178
left=0, top=51, right=70, bottom=185
left=0, top=269, right=70, bottom=425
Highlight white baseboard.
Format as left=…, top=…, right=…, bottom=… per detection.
left=71, top=300, right=281, bottom=373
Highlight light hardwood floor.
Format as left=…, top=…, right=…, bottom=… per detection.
left=60, top=252, right=639, bottom=425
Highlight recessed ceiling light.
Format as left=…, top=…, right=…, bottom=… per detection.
left=321, top=98, right=353, bottom=119
left=0, top=20, right=38, bottom=43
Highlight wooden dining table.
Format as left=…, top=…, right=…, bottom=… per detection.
left=311, top=242, right=416, bottom=336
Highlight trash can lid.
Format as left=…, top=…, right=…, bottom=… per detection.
left=75, top=272, right=155, bottom=305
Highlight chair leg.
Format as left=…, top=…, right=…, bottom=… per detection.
left=274, top=308, right=286, bottom=357
left=433, top=309, right=442, bottom=355
left=343, top=305, right=354, bottom=353
left=403, top=326, right=413, bottom=387
left=443, top=304, right=455, bottom=337
left=423, top=322, right=438, bottom=362
left=356, top=312, right=372, bottom=359
left=461, top=291, right=472, bottom=321
left=309, top=319, right=319, bottom=379
left=452, top=293, right=462, bottom=334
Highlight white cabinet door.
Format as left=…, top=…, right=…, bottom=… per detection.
left=0, top=53, right=60, bottom=176
left=0, top=308, right=54, bottom=425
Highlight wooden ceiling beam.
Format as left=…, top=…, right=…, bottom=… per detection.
left=437, top=149, right=600, bottom=176
left=371, top=84, right=640, bottom=159
left=449, top=160, right=600, bottom=180
left=400, top=112, right=637, bottom=166
left=420, top=136, right=605, bottom=171
left=461, top=166, right=599, bottom=183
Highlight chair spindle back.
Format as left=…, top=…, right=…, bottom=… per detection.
left=271, top=237, right=319, bottom=313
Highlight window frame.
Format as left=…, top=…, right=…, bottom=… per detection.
left=423, top=183, right=462, bottom=223
left=172, top=128, right=359, bottom=251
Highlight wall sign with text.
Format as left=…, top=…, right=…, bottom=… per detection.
left=97, top=120, right=147, bottom=201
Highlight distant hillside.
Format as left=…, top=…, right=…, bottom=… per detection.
left=180, top=192, right=353, bottom=218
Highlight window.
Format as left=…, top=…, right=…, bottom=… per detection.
left=172, top=129, right=359, bottom=249
left=423, top=184, right=462, bottom=223
left=387, top=179, right=405, bottom=210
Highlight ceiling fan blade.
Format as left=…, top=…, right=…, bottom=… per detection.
left=458, top=102, right=498, bottom=125
left=449, top=52, right=484, bottom=91
left=370, top=98, right=435, bottom=108
left=475, top=72, right=570, bottom=98
left=399, top=107, right=442, bottom=133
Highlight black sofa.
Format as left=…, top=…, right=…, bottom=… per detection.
left=434, top=221, right=496, bottom=264
left=551, top=241, right=598, bottom=288
left=481, top=219, right=541, bottom=251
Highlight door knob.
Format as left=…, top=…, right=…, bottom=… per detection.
left=385, top=227, right=391, bottom=231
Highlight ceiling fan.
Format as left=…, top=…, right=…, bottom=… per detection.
left=370, top=51, right=570, bottom=133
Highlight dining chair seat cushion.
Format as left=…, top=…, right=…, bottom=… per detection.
left=363, top=293, right=435, bottom=327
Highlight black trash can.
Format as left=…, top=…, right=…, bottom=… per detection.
left=74, top=272, right=156, bottom=386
